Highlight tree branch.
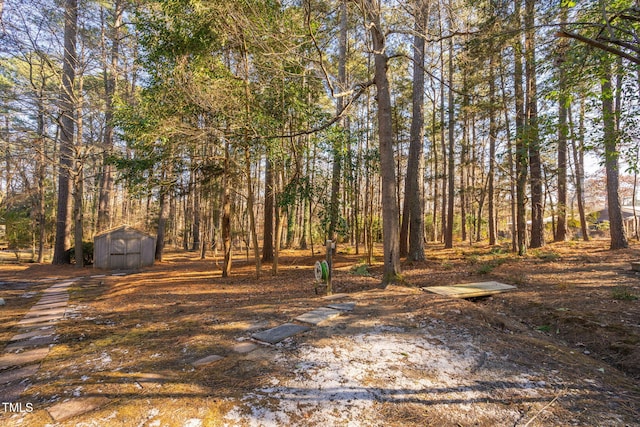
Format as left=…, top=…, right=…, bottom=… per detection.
left=557, top=30, right=640, bottom=65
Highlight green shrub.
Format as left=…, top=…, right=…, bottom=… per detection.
left=350, top=263, right=370, bottom=276
left=70, top=241, right=94, bottom=266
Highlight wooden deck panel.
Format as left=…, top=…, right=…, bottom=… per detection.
left=421, top=281, right=516, bottom=299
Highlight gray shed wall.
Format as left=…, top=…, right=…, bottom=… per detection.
left=94, top=227, right=155, bottom=270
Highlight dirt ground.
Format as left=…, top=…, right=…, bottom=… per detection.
left=0, top=239, right=639, bottom=426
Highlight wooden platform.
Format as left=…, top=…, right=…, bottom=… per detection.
left=421, top=281, right=516, bottom=299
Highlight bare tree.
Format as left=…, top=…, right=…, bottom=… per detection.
left=361, top=0, right=401, bottom=285
left=401, top=0, right=428, bottom=261
left=53, top=0, right=78, bottom=265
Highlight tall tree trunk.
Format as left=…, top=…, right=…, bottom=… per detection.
left=36, top=93, right=46, bottom=263
left=74, top=69, right=84, bottom=268
left=555, top=2, right=569, bottom=242
left=401, top=1, right=427, bottom=260
left=245, top=149, right=261, bottom=277
left=488, top=55, right=497, bottom=246
left=222, top=141, right=232, bottom=277
left=513, top=0, right=527, bottom=255
left=444, top=29, right=455, bottom=249
left=440, top=56, right=447, bottom=243
left=97, top=0, right=122, bottom=232
left=53, top=0, right=77, bottom=265
left=431, top=96, right=439, bottom=242
left=262, top=155, right=274, bottom=262
left=525, top=0, right=544, bottom=248
left=155, top=162, right=171, bottom=262
left=570, top=98, right=589, bottom=241
left=328, top=0, right=348, bottom=243
left=192, top=174, right=201, bottom=252
left=499, top=55, right=517, bottom=252
left=366, top=0, right=401, bottom=285
left=601, top=57, right=628, bottom=249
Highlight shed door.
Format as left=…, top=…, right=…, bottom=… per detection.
left=110, top=238, right=141, bottom=269
left=110, top=238, right=126, bottom=269
left=125, top=238, right=141, bottom=269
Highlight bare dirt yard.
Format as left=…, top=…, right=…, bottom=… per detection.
left=1, top=239, right=639, bottom=426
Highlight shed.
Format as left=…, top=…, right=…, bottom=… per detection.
left=93, top=226, right=156, bottom=270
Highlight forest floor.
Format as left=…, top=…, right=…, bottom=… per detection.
left=0, top=239, right=639, bottom=426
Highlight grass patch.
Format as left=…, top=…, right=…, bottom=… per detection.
left=441, top=261, right=454, bottom=270
left=534, top=250, right=561, bottom=261
left=350, top=263, right=371, bottom=276
left=611, top=286, right=639, bottom=301
left=536, top=325, right=551, bottom=333
left=506, top=273, right=528, bottom=286
left=477, top=263, right=495, bottom=275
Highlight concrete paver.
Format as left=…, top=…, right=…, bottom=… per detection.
left=25, top=306, right=67, bottom=317
left=10, top=327, right=55, bottom=341
left=295, top=307, right=341, bottom=325
left=4, top=335, right=56, bottom=352
left=17, top=313, right=62, bottom=326
left=0, top=364, right=39, bottom=385
left=47, top=397, right=110, bottom=422
left=0, top=381, right=28, bottom=401
left=326, top=302, right=356, bottom=311
left=322, top=293, right=349, bottom=300
left=192, top=355, right=224, bottom=367
left=233, top=342, right=257, bottom=353
left=251, top=323, right=310, bottom=344
left=0, top=347, right=50, bottom=370
left=33, top=300, right=68, bottom=309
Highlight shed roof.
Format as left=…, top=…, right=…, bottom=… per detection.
left=94, top=225, right=155, bottom=239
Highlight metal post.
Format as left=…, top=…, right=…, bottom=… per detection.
left=325, top=239, right=334, bottom=295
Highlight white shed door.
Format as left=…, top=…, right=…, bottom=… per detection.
left=110, top=238, right=141, bottom=269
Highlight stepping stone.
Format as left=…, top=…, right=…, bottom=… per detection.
left=47, top=397, right=109, bottom=422
left=0, top=364, right=39, bottom=385
left=251, top=323, right=310, bottom=344
left=10, top=327, right=55, bottom=341
left=326, top=302, right=356, bottom=311
left=192, top=355, right=224, bottom=367
left=295, top=307, right=342, bottom=325
left=4, top=335, right=57, bottom=352
left=322, top=293, right=348, bottom=300
left=0, top=381, right=28, bottom=401
left=130, top=372, right=170, bottom=384
left=41, top=291, right=68, bottom=298
left=0, top=347, right=49, bottom=370
left=26, top=306, right=67, bottom=317
left=242, top=320, right=271, bottom=332
left=0, top=298, right=5, bottom=306
left=34, top=301, right=68, bottom=310
left=233, top=342, right=257, bottom=353
left=38, top=295, right=69, bottom=304
left=90, top=275, right=106, bottom=278
left=17, top=313, right=62, bottom=326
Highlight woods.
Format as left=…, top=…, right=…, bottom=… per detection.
left=2, top=0, right=640, bottom=280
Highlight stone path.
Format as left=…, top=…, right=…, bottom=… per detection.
left=2, top=276, right=357, bottom=423
left=0, top=280, right=75, bottom=402
left=193, top=295, right=357, bottom=367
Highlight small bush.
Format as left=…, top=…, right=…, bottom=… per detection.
left=535, top=251, right=560, bottom=261
left=350, top=263, right=370, bottom=276
left=70, top=241, right=94, bottom=266
left=477, top=263, right=494, bottom=274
